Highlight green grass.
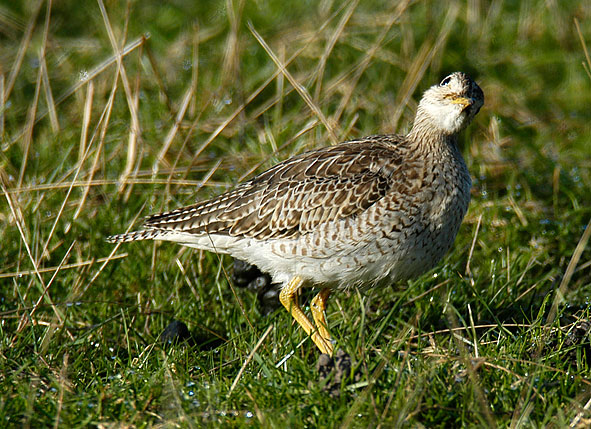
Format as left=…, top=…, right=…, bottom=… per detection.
left=2, top=0, right=591, bottom=426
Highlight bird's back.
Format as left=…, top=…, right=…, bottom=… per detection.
left=108, top=133, right=470, bottom=287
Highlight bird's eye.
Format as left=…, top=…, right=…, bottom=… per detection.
left=440, top=76, right=452, bottom=86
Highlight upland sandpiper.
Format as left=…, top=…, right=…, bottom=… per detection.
left=108, top=71, right=484, bottom=356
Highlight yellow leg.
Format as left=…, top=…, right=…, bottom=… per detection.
left=310, top=288, right=333, bottom=354
left=279, top=276, right=333, bottom=355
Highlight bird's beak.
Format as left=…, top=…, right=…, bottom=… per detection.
left=451, top=96, right=473, bottom=110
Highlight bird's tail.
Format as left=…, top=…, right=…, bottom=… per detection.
left=106, top=229, right=163, bottom=243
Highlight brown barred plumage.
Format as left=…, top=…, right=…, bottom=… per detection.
left=108, top=72, right=484, bottom=355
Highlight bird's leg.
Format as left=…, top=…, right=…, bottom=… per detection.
left=310, top=288, right=333, bottom=354
left=279, top=276, right=332, bottom=355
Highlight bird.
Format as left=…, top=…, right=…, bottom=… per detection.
left=108, top=71, right=484, bottom=356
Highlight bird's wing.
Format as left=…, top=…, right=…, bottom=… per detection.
left=143, top=137, right=406, bottom=240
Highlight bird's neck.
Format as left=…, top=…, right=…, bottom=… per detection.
left=406, top=120, right=458, bottom=156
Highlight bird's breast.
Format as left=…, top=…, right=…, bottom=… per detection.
left=378, top=154, right=471, bottom=280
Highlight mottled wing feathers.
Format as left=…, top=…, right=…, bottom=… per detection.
left=141, top=136, right=404, bottom=241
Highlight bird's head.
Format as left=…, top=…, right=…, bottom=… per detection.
left=415, top=72, right=484, bottom=136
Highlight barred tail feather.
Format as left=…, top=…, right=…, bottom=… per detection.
left=106, top=229, right=165, bottom=243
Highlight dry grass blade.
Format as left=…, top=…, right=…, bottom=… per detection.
left=154, top=84, right=196, bottom=175
left=312, top=0, right=360, bottom=101
left=97, top=0, right=141, bottom=187
left=248, top=22, right=340, bottom=144
left=35, top=0, right=86, bottom=257
left=187, top=51, right=296, bottom=166
left=511, top=218, right=591, bottom=426
left=390, top=2, right=459, bottom=130
left=120, top=71, right=140, bottom=195
left=465, top=213, right=482, bottom=279
left=236, top=120, right=318, bottom=182
left=79, top=200, right=148, bottom=299
left=4, top=0, right=43, bottom=103
left=188, top=22, right=200, bottom=117
left=18, top=50, right=42, bottom=188
left=161, top=362, right=196, bottom=428
left=79, top=81, right=94, bottom=164
left=546, top=217, right=591, bottom=326
left=72, top=68, right=120, bottom=222
left=53, top=353, right=69, bottom=429
left=28, top=241, right=75, bottom=322
left=404, top=278, right=451, bottom=306
left=39, top=0, right=58, bottom=133
left=186, top=8, right=344, bottom=169
left=333, top=0, right=411, bottom=124
left=574, top=18, right=591, bottom=80
left=43, top=93, right=108, bottom=255
left=120, top=30, right=145, bottom=201
left=40, top=55, right=59, bottom=132
left=221, top=0, right=244, bottom=86
left=0, top=253, right=127, bottom=279
left=341, top=323, right=416, bottom=428
left=8, top=34, right=148, bottom=146
left=446, top=306, right=496, bottom=427
left=229, top=324, right=274, bottom=395
left=0, top=73, right=4, bottom=136
left=5, top=178, right=223, bottom=195
left=570, top=396, right=591, bottom=428
left=1, top=181, right=64, bottom=330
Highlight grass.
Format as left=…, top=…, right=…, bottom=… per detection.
left=1, top=0, right=591, bottom=426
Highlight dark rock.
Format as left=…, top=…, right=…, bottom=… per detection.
left=160, top=320, right=191, bottom=345
left=159, top=320, right=224, bottom=350
left=316, top=349, right=356, bottom=397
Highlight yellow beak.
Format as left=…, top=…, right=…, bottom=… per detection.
left=451, top=97, right=473, bottom=109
